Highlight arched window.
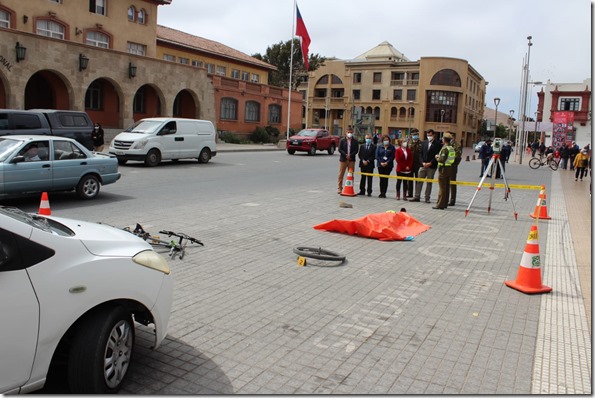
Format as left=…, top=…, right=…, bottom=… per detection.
left=268, top=104, right=281, bottom=124
left=316, top=75, right=329, bottom=85
left=374, top=107, right=380, bottom=120
left=430, top=69, right=462, bottom=87
left=137, top=9, right=146, bottom=24
left=127, top=6, right=136, bottom=21
left=245, top=101, right=260, bottom=122
left=331, top=74, right=343, bottom=84
left=36, top=19, right=66, bottom=39
left=399, top=107, right=407, bottom=117
left=86, top=31, right=110, bottom=48
left=390, top=107, right=398, bottom=118
left=221, top=98, right=238, bottom=120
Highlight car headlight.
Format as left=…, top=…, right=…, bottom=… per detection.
left=133, top=250, right=170, bottom=274
left=133, top=139, right=149, bottom=149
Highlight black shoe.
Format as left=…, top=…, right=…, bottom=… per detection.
left=357, top=191, right=365, bottom=195
left=409, top=198, right=420, bottom=202
left=367, top=193, right=372, bottom=197
left=379, top=194, right=386, bottom=198
left=432, top=206, right=445, bottom=210
left=425, top=199, right=431, bottom=203
left=448, top=202, right=455, bottom=206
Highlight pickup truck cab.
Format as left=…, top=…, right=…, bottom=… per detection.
left=286, top=128, right=339, bottom=156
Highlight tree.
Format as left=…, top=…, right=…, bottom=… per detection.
left=252, top=39, right=325, bottom=89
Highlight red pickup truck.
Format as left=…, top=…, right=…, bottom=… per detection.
left=286, top=128, right=340, bottom=156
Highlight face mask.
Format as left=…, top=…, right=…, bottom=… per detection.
left=94, top=126, right=99, bottom=130
left=365, top=138, right=372, bottom=144
left=383, top=141, right=389, bottom=146
left=428, top=136, right=434, bottom=141
left=347, top=133, right=353, bottom=139
left=412, top=136, right=419, bottom=141
left=402, top=142, right=408, bottom=148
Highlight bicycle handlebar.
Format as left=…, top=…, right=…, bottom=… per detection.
left=159, top=230, right=204, bottom=246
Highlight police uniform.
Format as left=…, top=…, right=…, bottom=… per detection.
left=448, top=136, right=463, bottom=206
left=433, top=133, right=455, bottom=209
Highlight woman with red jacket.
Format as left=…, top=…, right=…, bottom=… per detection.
left=395, top=138, right=413, bottom=200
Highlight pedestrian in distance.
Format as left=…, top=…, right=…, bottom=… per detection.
left=448, top=132, right=463, bottom=206
left=91, top=122, right=105, bottom=152
left=375, top=134, right=395, bottom=198
left=408, top=130, right=423, bottom=199
left=560, top=143, right=570, bottom=170
left=478, top=138, right=493, bottom=177
left=357, top=133, right=376, bottom=196
left=496, top=140, right=511, bottom=179
left=433, top=132, right=456, bottom=209
left=538, top=141, right=546, bottom=158
left=573, top=149, right=590, bottom=181
left=569, top=141, right=580, bottom=170
left=337, top=126, right=359, bottom=194
left=531, top=140, right=539, bottom=157
left=410, top=129, right=441, bottom=203
left=394, top=138, right=413, bottom=200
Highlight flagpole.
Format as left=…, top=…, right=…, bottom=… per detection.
left=287, top=0, right=297, bottom=140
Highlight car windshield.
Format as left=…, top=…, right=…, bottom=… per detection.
left=0, top=138, right=24, bottom=162
left=0, top=206, right=74, bottom=236
left=125, top=120, right=163, bottom=134
left=296, top=130, right=319, bottom=137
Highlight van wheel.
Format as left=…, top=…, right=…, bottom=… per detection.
left=198, top=148, right=211, bottom=164
left=145, top=150, right=161, bottom=167
left=76, top=175, right=100, bottom=200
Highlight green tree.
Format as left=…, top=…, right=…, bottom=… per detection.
left=252, top=39, right=325, bottom=89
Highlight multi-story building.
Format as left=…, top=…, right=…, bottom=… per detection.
left=0, top=0, right=301, bottom=139
left=536, top=79, right=592, bottom=148
left=299, top=41, right=486, bottom=147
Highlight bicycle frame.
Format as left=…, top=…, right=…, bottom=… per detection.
left=124, top=223, right=203, bottom=260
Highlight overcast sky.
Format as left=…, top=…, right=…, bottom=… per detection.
left=158, top=0, right=592, bottom=119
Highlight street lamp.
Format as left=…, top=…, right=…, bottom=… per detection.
left=518, top=36, right=533, bottom=165
left=533, top=111, right=540, bottom=145
left=493, top=97, right=500, bottom=140
left=407, top=100, right=414, bottom=139
left=508, top=110, right=514, bottom=142
left=440, top=109, right=445, bottom=124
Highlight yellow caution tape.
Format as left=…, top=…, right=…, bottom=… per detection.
left=355, top=172, right=543, bottom=190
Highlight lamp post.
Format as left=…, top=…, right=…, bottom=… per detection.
left=534, top=111, right=540, bottom=145
left=493, top=97, right=500, bottom=140
left=407, top=100, right=414, bottom=139
left=508, top=110, right=514, bottom=142
left=518, top=36, right=533, bottom=165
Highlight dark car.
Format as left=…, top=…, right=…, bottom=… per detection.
left=29, top=109, right=94, bottom=150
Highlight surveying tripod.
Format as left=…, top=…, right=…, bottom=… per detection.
left=465, top=153, right=518, bottom=219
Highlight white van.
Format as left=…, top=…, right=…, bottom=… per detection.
left=109, top=117, right=217, bottom=166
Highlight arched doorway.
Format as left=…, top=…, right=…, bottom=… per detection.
left=24, top=70, right=70, bottom=110
left=173, top=89, right=198, bottom=118
left=85, top=78, right=121, bottom=128
left=132, top=84, right=162, bottom=121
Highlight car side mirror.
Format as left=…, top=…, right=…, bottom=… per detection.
left=10, top=156, right=25, bottom=164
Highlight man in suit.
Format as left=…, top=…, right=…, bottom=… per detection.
left=357, top=133, right=376, bottom=196
left=410, top=129, right=441, bottom=203
left=337, top=126, right=359, bottom=194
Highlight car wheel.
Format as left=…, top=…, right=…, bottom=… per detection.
left=327, top=144, right=336, bottom=155
left=287, top=149, right=295, bottom=155
left=308, top=145, right=317, bottom=156
left=117, top=159, right=128, bottom=165
left=76, top=175, right=100, bottom=200
left=67, top=306, right=135, bottom=394
left=145, top=149, right=161, bottom=167
left=198, top=148, right=211, bottom=164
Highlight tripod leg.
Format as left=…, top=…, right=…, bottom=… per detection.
left=487, top=156, right=497, bottom=213
left=465, top=157, right=495, bottom=216
left=498, top=159, right=518, bottom=220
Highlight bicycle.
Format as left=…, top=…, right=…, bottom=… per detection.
left=125, top=223, right=203, bottom=260
left=529, top=155, right=559, bottom=171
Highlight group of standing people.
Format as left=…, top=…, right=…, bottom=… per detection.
left=337, top=128, right=462, bottom=209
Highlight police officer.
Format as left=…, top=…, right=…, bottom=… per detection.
left=433, top=132, right=455, bottom=209
left=448, top=133, right=463, bottom=206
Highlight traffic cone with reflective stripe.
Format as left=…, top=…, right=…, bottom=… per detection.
left=529, top=186, right=551, bottom=220
left=38, top=192, right=51, bottom=216
left=340, top=169, right=357, bottom=197
left=505, top=225, right=552, bottom=294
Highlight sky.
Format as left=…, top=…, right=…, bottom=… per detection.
left=158, top=0, right=592, bottom=119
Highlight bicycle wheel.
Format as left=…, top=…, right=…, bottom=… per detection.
left=528, top=158, right=541, bottom=169
left=548, top=160, right=559, bottom=171
left=293, top=247, right=346, bottom=262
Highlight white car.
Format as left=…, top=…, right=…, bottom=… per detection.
left=0, top=206, right=173, bottom=394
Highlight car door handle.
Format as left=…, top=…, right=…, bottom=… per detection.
left=42, top=164, right=51, bottom=168
left=175, top=137, right=184, bottom=141
left=80, top=162, right=87, bottom=165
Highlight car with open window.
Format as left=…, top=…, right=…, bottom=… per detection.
left=0, top=135, right=120, bottom=200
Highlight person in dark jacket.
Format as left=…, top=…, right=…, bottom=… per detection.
left=478, top=138, right=493, bottom=177
left=375, top=135, right=395, bottom=198
left=560, top=143, right=570, bottom=170
left=337, top=126, right=359, bottom=194
left=91, top=122, right=105, bottom=152
left=410, top=129, right=441, bottom=203
left=357, top=133, right=376, bottom=196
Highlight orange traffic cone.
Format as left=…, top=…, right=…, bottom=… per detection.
left=529, top=186, right=551, bottom=220
left=38, top=192, right=51, bottom=216
left=340, top=169, right=357, bottom=197
left=505, top=225, right=552, bottom=294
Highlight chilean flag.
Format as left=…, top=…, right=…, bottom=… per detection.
left=295, top=4, right=311, bottom=70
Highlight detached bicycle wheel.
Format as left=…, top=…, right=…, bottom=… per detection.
left=293, top=247, right=346, bottom=262
left=528, top=158, right=541, bottom=169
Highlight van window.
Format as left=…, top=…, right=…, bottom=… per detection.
left=0, top=114, right=8, bottom=130
left=159, top=121, right=177, bottom=135
left=59, top=114, right=90, bottom=127
left=12, top=114, right=42, bottom=129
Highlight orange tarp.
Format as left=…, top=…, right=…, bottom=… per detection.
left=313, top=211, right=430, bottom=241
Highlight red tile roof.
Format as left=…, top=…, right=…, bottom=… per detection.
left=157, top=25, right=275, bottom=71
